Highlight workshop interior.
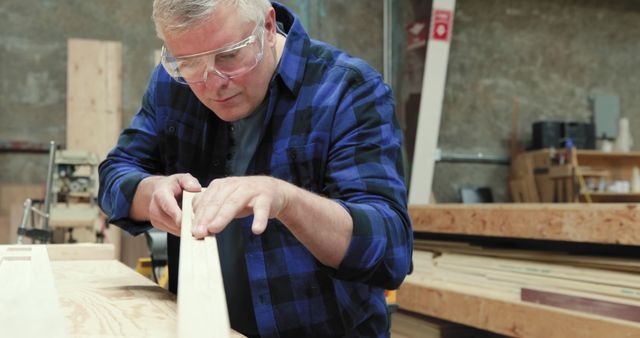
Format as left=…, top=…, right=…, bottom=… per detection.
left=1, top=0, right=639, bottom=337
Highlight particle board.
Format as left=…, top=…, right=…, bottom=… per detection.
left=410, top=203, right=640, bottom=245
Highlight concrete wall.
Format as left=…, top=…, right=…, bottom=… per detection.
left=2, top=0, right=639, bottom=204
left=0, top=0, right=159, bottom=184
left=398, top=0, right=640, bottom=202
left=0, top=0, right=383, bottom=185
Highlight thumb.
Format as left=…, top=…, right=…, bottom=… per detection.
left=177, top=173, right=202, bottom=192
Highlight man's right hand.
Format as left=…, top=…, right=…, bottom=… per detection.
left=130, top=173, right=201, bottom=236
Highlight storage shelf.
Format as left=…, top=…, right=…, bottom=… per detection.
left=410, top=203, right=640, bottom=246
left=398, top=279, right=640, bottom=338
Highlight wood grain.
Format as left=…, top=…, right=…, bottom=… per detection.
left=178, top=191, right=231, bottom=338
left=46, top=243, right=115, bottom=261
left=52, top=259, right=176, bottom=338
left=410, top=203, right=640, bottom=245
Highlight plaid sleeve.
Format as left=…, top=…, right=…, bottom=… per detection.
left=323, top=73, right=413, bottom=290
left=97, top=68, right=163, bottom=235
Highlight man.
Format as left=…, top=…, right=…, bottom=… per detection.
left=98, top=0, right=413, bottom=337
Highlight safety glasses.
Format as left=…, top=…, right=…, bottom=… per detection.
left=161, top=22, right=265, bottom=84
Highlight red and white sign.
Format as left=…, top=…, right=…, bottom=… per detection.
left=431, top=9, right=452, bottom=42
left=406, top=20, right=428, bottom=50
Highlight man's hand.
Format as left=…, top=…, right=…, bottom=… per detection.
left=191, top=176, right=291, bottom=238
left=131, top=173, right=201, bottom=236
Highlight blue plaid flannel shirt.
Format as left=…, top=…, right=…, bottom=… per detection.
left=98, top=2, right=412, bottom=337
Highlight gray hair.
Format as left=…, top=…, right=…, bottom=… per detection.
left=152, top=0, right=272, bottom=39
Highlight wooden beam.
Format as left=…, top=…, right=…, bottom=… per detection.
left=0, top=245, right=68, bottom=337
left=398, top=278, right=640, bottom=337
left=409, top=0, right=456, bottom=204
left=410, top=203, right=640, bottom=245
left=178, top=191, right=230, bottom=338
left=67, top=38, right=123, bottom=258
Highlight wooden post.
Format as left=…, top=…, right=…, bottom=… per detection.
left=67, top=38, right=123, bottom=259
left=409, top=0, right=457, bottom=205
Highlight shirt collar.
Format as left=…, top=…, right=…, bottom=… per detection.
left=272, top=2, right=310, bottom=96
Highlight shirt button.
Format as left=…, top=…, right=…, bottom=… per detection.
left=167, top=125, right=176, bottom=134
left=228, top=124, right=235, bottom=132
left=289, top=151, right=297, bottom=160
left=212, top=159, right=220, bottom=167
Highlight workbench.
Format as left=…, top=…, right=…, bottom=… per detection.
left=0, top=244, right=244, bottom=338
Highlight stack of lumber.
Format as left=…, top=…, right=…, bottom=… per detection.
left=409, top=240, right=640, bottom=324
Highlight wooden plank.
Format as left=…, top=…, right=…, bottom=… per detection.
left=522, top=288, right=640, bottom=323
left=0, top=245, right=68, bottom=338
left=178, top=191, right=230, bottom=338
left=408, top=0, right=456, bottom=205
left=410, top=204, right=640, bottom=245
left=398, top=278, right=640, bottom=338
left=46, top=243, right=115, bottom=261
left=52, top=259, right=176, bottom=337
left=67, top=38, right=123, bottom=260
left=66, top=38, right=122, bottom=161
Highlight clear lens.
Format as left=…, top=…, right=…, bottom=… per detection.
left=160, top=24, right=264, bottom=85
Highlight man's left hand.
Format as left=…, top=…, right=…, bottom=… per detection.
left=191, top=176, right=292, bottom=238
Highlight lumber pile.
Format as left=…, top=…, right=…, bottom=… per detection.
left=409, top=240, right=640, bottom=325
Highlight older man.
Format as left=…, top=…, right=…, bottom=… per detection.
left=99, top=0, right=412, bottom=336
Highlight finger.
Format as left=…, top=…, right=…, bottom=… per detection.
left=177, top=173, right=202, bottom=192
left=251, top=195, right=271, bottom=235
left=206, top=189, right=250, bottom=234
left=193, top=181, right=240, bottom=236
left=192, top=177, right=224, bottom=212
left=150, top=202, right=181, bottom=236
left=156, top=189, right=183, bottom=226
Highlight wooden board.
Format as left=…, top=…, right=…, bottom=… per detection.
left=66, top=38, right=122, bottom=161
left=410, top=203, right=640, bottom=245
left=178, top=191, right=231, bottom=338
left=408, top=0, right=456, bottom=205
left=0, top=245, right=68, bottom=338
left=52, top=259, right=176, bottom=337
left=398, top=277, right=640, bottom=337
left=522, top=288, right=640, bottom=323
left=67, top=38, right=123, bottom=259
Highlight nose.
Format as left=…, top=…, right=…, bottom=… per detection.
left=203, top=69, right=230, bottom=90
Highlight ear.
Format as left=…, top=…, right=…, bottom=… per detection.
left=263, top=7, right=278, bottom=48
